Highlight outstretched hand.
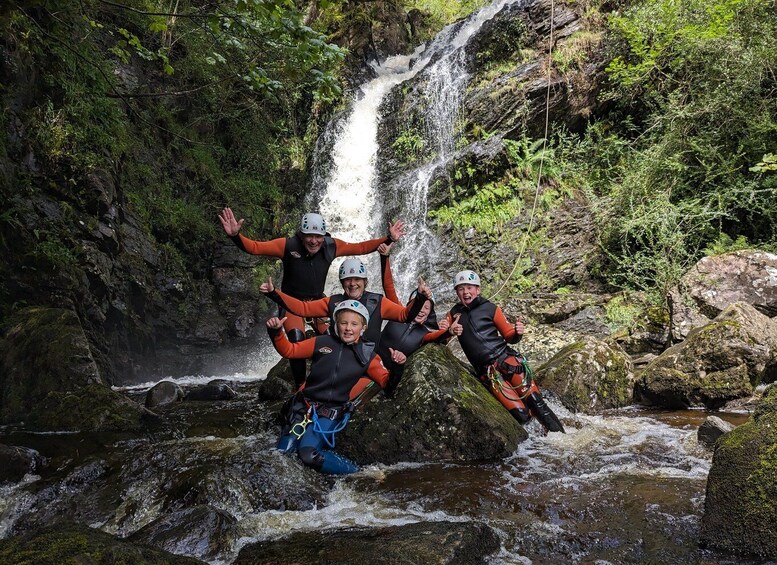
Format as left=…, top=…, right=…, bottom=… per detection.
left=218, top=207, right=244, bottom=237
left=388, top=220, right=406, bottom=242
left=377, top=242, right=393, bottom=256
left=449, top=313, right=463, bottom=336
left=259, top=276, right=275, bottom=294
left=438, top=317, right=450, bottom=331
left=389, top=348, right=407, bottom=365
left=417, top=276, right=433, bottom=301
left=266, top=316, right=287, bottom=330
left=514, top=319, right=525, bottom=336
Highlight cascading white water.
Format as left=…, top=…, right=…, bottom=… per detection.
left=312, top=0, right=522, bottom=298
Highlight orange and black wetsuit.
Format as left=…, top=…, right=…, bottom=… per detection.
left=263, top=287, right=422, bottom=346
left=232, top=231, right=389, bottom=387
left=269, top=328, right=394, bottom=474
left=441, top=297, right=564, bottom=432
left=350, top=254, right=447, bottom=400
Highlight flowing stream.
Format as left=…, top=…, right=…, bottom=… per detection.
left=0, top=1, right=769, bottom=564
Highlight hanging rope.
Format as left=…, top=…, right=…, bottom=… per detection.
left=489, top=0, right=556, bottom=301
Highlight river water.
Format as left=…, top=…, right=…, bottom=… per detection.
left=0, top=0, right=771, bottom=563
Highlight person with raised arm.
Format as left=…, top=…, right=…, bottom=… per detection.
left=350, top=243, right=450, bottom=403
left=259, top=256, right=432, bottom=348
left=267, top=301, right=406, bottom=474
left=219, top=206, right=404, bottom=388
left=440, top=270, right=565, bottom=433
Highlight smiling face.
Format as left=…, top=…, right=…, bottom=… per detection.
left=414, top=300, right=432, bottom=324
left=455, top=284, right=480, bottom=306
left=336, top=310, right=366, bottom=344
left=301, top=234, right=324, bottom=255
left=341, top=277, right=366, bottom=300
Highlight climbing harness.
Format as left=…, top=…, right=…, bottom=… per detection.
left=289, top=410, right=313, bottom=440
left=311, top=404, right=352, bottom=448
left=486, top=357, right=534, bottom=402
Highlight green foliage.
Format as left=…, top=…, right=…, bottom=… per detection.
left=429, top=178, right=523, bottom=232
left=392, top=128, right=426, bottom=163
left=550, top=0, right=777, bottom=293
left=751, top=153, right=777, bottom=173
left=605, top=294, right=642, bottom=330
left=703, top=233, right=753, bottom=256
left=402, top=0, right=491, bottom=36
left=552, top=31, right=602, bottom=73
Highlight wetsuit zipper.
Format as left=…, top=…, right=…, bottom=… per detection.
left=327, top=341, right=344, bottom=405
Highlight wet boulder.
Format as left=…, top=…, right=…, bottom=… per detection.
left=700, top=385, right=777, bottom=558
left=535, top=336, right=634, bottom=414
left=635, top=303, right=777, bottom=409
left=184, top=380, right=236, bottom=401
left=0, top=307, right=145, bottom=431
left=129, top=505, right=236, bottom=562
left=669, top=250, right=777, bottom=341
left=697, top=416, right=735, bottom=450
left=145, top=381, right=184, bottom=408
left=340, top=344, right=528, bottom=465
left=234, top=521, right=501, bottom=564
left=0, top=524, right=203, bottom=564
left=255, top=373, right=293, bottom=401
left=0, top=444, right=43, bottom=483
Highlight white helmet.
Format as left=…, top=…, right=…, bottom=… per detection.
left=332, top=300, right=370, bottom=331
left=453, top=270, right=481, bottom=289
left=339, top=258, right=368, bottom=280
left=300, top=213, right=326, bottom=235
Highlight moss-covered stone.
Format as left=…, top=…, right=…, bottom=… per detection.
left=0, top=524, right=204, bottom=564
left=535, top=336, right=634, bottom=413
left=634, top=303, right=776, bottom=409
left=0, top=307, right=144, bottom=430
left=341, top=344, right=527, bottom=464
left=700, top=386, right=777, bottom=558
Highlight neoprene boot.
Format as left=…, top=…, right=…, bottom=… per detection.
left=320, top=451, right=360, bottom=474
left=524, top=392, right=565, bottom=433
left=276, top=434, right=299, bottom=453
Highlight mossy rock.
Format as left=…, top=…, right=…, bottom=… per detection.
left=340, top=344, right=528, bottom=464
left=535, top=336, right=634, bottom=413
left=700, top=385, right=777, bottom=558
left=0, top=307, right=144, bottom=430
left=635, top=303, right=776, bottom=408
left=0, top=524, right=204, bottom=564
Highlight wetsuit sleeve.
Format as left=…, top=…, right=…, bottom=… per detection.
left=333, top=236, right=391, bottom=257
left=231, top=234, right=286, bottom=257
left=266, top=289, right=330, bottom=318
left=494, top=307, right=522, bottom=344
left=268, top=327, right=316, bottom=359
left=380, top=294, right=424, bottom=322
left=422, top=327, right=450, bottom=343
left=366, top=355, right=392, bottom=388
left=380, top=254, right=400, bottom=304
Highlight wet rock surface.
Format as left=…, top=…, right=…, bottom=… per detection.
left=341, top=344, right=528, bottom=464
left=536, top=336, right=634, bottom=413
left=0, top=444, right=44, bottom=484
left=635, top=303, right=777, bottom=409
left=145, top=380, right=184, bottom=408
left=234, top=521, right=501, bottom=564
left=0, top=524, right=204, bottom=564
left=669, top=250, right=777, bottom=341
left=697, top=415, right=735, bottom=449
left=0, top=307, right=146, bottom=431
left=701, top=384, right=777, bottom=558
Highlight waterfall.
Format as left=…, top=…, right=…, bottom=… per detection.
left=310, top=0, right=521, bottom=298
